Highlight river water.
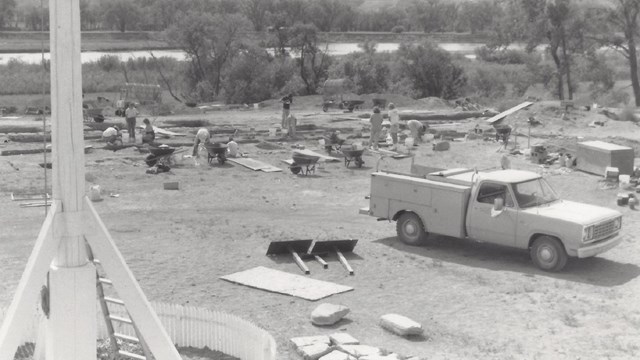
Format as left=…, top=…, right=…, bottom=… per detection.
left=0, top=42, right=485, bottom=65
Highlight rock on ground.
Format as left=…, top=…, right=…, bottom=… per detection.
left=291, top=335, right=331, bottom=348
left=379, top=313, right=424, bottom=337
left=337, top=344, right=381, bottom=358
left=329, top=332, right=359, bottom=346
left=311, top=303, right=350, bottom=326
left=319, top=350, right=356, bottom=360
left=297, top=343, right=334, bottom=360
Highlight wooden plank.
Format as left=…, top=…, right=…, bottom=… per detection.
left=1, top=148, right=51, bottom=156
left=220, top=266, right=353, bottom=301
left=0, top=201, right=60, bottom=360
left=485, top=101, right=534, bottom=124
left=227, top=157, right=277, bottom=171
left=84, top=198, right=182, bottom=360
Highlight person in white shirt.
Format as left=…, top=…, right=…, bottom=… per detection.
left=124, top=103, right=139, bottom=143
left=387, top=103, right=400, bottom=149
left=102, top=126, right=121, bottom=145
left=227, top=137, right=239, bottom=158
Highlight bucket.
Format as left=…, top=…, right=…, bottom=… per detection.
left=89, top=185, right=102, bottom=202
left=405, top=137, right=414, bottom=147
left=268, top=128, right=277, bottom=137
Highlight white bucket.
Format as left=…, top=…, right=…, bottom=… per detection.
left=405, top=137, right=414, bottom=147
left=89, top=185, right=102, bottom=202
left=319, top=138, right=326, bottom=146
left=268, top=128, right=277, bottom=137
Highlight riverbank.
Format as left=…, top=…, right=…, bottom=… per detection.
left=0, top=30, right=491, bottom=53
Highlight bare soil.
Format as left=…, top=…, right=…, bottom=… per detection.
left=1, top=97, right=640, bottom=359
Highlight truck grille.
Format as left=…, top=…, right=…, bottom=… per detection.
left=592, top=219, right=617, bottom=241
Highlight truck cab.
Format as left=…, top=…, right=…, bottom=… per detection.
left=361, top=169, right=623, bottom=271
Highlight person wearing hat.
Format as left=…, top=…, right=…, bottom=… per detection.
left=387, top=103, right=400, bottom=150
left=102, top=125, right=122, bottom=146
left=369, top=106, right=384, bottom=150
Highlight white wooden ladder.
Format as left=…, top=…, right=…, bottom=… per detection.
left=87, top=243, right=152, bottom=360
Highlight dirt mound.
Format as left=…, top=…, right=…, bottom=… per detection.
left=414, top=97, right=452, bottom=110
left=256, top=141, right=285, bottom=150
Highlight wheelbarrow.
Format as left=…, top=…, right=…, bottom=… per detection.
left=205, top=142, right=228, bottom=165
left=290, top=152, right=320, bottom=175
left=340, top=146, right=365, bottom=168
left=145, top=146, right=176, bottom=167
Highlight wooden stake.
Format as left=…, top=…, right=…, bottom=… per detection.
left=335, top=247, right=354, bottom=275
left=287, top=246, right=310, bottom=274
left=314, top=255, right=328, bottom=269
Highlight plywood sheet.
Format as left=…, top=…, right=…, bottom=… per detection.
left=220, top=266, right=353, bottom=301
left=368, top=148, right=411, bottom=159
left=228, top=157, right=272, bottom=171
left=485, top=101, right=534, bottom=124
left=294, top=149, right=340, bottom=162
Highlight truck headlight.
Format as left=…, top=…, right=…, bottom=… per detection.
left=582, top=225, right=594, bottom=242
left=613, top=217, right=622, bottom=230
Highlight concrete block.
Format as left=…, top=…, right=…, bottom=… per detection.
left=337, top=344, right=381, bottom=358
left=291, top=335, right=331, bottom=349
left=319, top=350, right=355, bottom=360
left=360, top=354, right=402, bottom=360
left=329, top=332, right=359, bottom=345
left=298, top=343, right=333, bottom=360
left=379, top=313, right=424, bottom=337
left=311, top=303, right=350, bottom=326
left=432, top=141, right=450, bottom=151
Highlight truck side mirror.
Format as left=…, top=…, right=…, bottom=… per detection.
left=491, top=198, right=504, bottom=218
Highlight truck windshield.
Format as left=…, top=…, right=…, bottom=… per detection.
left=513, top=178, right=559, bottom=208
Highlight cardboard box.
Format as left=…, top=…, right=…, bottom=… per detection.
left=577, top=141, right=634, bottom=175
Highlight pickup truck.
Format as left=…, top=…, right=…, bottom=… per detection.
left=359, top=168, right=623, bottom=271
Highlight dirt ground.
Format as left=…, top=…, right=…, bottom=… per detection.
left=1, top=97, right=640, bottom=360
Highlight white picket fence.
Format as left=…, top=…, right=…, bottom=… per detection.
left=1, top=301, right=277, bottom=360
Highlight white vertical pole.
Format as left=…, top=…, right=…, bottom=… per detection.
left=46, top=0, right=96, bottom=357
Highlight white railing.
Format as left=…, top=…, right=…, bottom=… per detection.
left=1, top=302, right=277, bottom=360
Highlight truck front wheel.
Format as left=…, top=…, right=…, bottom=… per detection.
left=530, top=236, right=568, bottom=272
left=396, top=213, right=428, bottom=245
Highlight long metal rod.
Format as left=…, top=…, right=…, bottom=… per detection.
left=40, top=0, right=48, bottom=215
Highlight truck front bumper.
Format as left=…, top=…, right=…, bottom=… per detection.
left=576, top=234, right=623, bottom=258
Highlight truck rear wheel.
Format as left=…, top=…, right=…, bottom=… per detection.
left=530, top=236, right=567, bottom=272
left=396, top=213, right=427, bottom=245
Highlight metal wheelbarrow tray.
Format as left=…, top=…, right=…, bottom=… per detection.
left=145, top=146, right=176, bottom=167
left=205, top=142, right=228, bottom=165
left=290, top=152, right=320, bottom=175
left=340, top=146, right=365, bottom=168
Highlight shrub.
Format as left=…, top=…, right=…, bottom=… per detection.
left=96, top=55, right=121, bottom=72
left=391, top=25, right=405, bottom=33
left=475, top=46, right=529, bottom=65
left=469, top=68, right=506, bottom=98
left=619, top=106, right=638, bottom=122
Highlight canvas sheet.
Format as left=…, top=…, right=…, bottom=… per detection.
left=220, top=266, right=353, bottom=301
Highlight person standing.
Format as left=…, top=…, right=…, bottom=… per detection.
left=124, top=102, right=139, bottom=143
left=369, top=107, right=384, bottom=150
left=387, top=103, right=400, bottom=150
left=281, top=93, right=292, bottom=128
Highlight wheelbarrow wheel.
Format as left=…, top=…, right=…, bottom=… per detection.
left=145, top=154, right=157, bottom=167
left=322, top=104, right=328, bottom=112
left=325, top=145, right=333, bottom=154
left=217, top=154, right=226, bottom=165
left=355, top=157, right=364, bottom=168
left=290, top=165, right=302, bottom=174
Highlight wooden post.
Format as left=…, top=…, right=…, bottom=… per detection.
left=46, top=0, right=96, bottom=357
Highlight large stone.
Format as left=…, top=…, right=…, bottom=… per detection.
left=319, top=350, right=355, bottom=360
left=360, top=354, right=402, bottom=360
left=311, top=303, right=350, bottom=326
left=379, top=313, right=424, bottom=337
left=329, top=332, right=359, bottom=345
left=337, top=344, right=381, bottom=358
left=298, top=343, right=333, bottom=360
left=291, top=335, right=331, bottom=348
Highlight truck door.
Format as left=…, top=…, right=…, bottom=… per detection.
left=467, top=182, right=518, bottom=246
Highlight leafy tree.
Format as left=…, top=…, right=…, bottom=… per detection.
left=165, top=11, right=251, bottom=100
left=307, top=0, right=352, bottom=32
left=408, top=0, right=458, bottom=33
left=271, top=0, right=309, bottom=25
left=289, top=23, right=331, bottom=94
left=330, top=41, right=390, bottom=94
left=241, top=0, right=274, bottom=31
left=80, top=1, right=99, bottom=30
left=597, top=0, right=640, bottom=106
left=222, top=45, right=274, bottom=103
left=100, top=0, right=142, bottom=32
left=0, top=0, right=17, bottom=29
left=23, top=5, right=48, bottom=31
left=457, top=0, right=500, bottom=34
left=396, top=40, right=467, bottom=99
